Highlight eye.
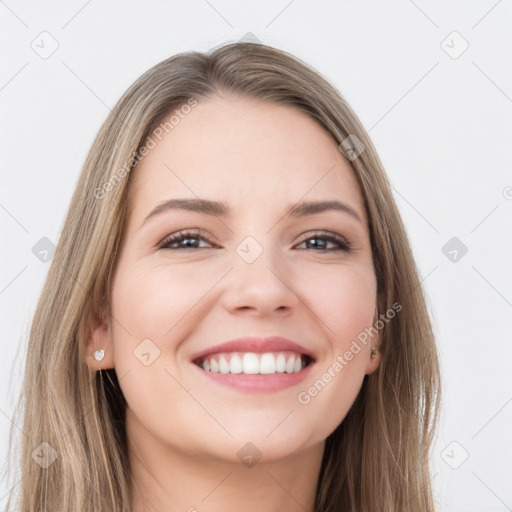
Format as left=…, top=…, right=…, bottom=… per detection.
left=158, top=229, right=216, bottom=250
left=158, top=229, right=353, bottom=253
left=295, top=231, right=352, bottom=252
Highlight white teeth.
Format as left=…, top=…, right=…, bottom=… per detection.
left=210, top=359, right=220, bottom=373
left=285, top=355, right=295, bottom=374
left=229, top=354, right=243, bottom=374
left=260, top=353, right=276, bottom=374
left=197, top=351, right=310, bottom=375
left=276, top=353, right=286, bottom=373
left=219, top=355, right=229, bottom=374
left=242, top=353, right=260, bottom=374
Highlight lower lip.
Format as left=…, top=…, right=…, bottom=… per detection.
left=191, top=361, right=315, bottom=393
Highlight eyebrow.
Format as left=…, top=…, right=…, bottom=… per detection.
left=141, top=197, right=363, bottom=228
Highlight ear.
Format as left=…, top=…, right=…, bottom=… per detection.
left=84, top=305, right=115, bottom=371
left=364, top=339, right=382, bottom=375
left=364, top=307, right=383, bottom=375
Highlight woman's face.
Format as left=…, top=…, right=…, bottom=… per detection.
left=89, top=94, right=380, bottom=464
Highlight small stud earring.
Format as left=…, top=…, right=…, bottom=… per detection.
left=93, top=348, right=105, bottom=361
left=371, top=347, right=377, bottom=358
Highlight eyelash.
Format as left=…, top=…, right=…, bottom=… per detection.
left=158, top=229, right=353, bottom=253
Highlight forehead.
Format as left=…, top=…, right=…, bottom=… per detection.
left=126, top=95, right=367, bottom=227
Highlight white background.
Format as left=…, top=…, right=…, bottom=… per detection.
left=1, top=1, right=511, bottom=510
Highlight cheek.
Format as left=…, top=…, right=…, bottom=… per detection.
left=292, top=263, right=376, bottom=438
left=299, top=260, right=376, bottom=347
left=108, top=262, right=210, bottom=428
left=110, top=260, right=217, bottom=362
left=113, top=256, right=376, bottom=357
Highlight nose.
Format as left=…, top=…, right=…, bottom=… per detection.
left=221, top=240, right=300, bottom=317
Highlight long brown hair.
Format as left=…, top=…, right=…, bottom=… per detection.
left=4, top=41, right=441, bottom=512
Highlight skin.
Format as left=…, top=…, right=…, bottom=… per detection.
left=85, top=94, right=382, bottom=512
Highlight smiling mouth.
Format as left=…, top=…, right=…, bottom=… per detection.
left=193, top=351, right=314, bottom=375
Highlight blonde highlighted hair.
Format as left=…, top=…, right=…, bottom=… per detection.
left=4, top=41, right=441, bottom=511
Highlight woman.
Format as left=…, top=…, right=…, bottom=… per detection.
left=5, top=41, right=441, bottom=511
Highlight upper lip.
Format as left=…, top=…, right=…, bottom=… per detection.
left=190, top=336, right=316, bottom=363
